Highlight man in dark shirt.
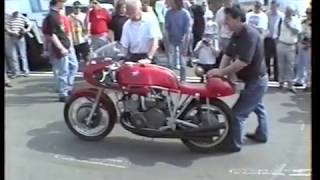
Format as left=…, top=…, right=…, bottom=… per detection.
left=208, top=6, right=268, bottom=152
left=43, top=0, right=79, bottom=102
left=110, top=0, right=128, bottom=41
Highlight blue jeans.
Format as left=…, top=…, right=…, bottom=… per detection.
left=52, top=48, right=79, bottom=97
left=7, top=36, right=30, bottom=75
left=229, top=75, right=268, bottom=149
left=168, top=43, right=187, bottom=82
left=295, top=46, right=311, bottom=85
left=90, top=36, right=109, bottom=51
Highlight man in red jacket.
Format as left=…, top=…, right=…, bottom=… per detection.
left=86, top=0, right=112, bottom=51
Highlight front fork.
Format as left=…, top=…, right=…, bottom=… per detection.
left=85, top=88, right=103, bottom=125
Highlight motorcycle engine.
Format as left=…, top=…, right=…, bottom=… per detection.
left=123, top=93, right=169, bottom=129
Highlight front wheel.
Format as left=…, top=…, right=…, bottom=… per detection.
left=64, top=91, right=117, bottom=141
left=181, top=98, right=233, bottom=153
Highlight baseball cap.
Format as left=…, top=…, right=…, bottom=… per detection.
left=73, top=1, right=81, bottom=7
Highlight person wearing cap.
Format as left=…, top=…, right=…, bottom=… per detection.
left=86, top=0, right=112, bottom=51
left=43, top=0, right=79, bottom=102
left=294, top=7, right=311, bottom=91
left=264, top=0, right=284, bottom=81
left=208, top=6, right=268, bottom=152
left=69, top=1, right=90, bottom=62
left=245, top=1, right=268, bottom=37
left=277, top=5, right=302, bottom=93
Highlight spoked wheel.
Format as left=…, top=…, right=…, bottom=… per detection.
left=64, top=91, right=117, bottom=141
left=181, top=98, right=233, bottom=153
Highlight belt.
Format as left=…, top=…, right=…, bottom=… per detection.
left=279, top=41, right=296, bottom=46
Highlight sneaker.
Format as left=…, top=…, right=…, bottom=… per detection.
left=294, top=83, right=304, bottom=87
left=22, top=73, right=30, bottom=77
left=176, top=65, right=181, bottom=70
left=187, top=59, right=193, bottom=68
left=216, top=145, right=241, bottom=153
left=289, top=87, right=297, bottom=94
left=245, top=133, right=267, bottom=143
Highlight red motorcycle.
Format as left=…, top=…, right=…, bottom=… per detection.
left=64, top=58, right=236, bottom=153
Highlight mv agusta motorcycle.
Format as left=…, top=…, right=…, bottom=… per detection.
left=64, top=57, right=236, bottom=153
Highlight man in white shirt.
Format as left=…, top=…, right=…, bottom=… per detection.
left=215, top=0, right=233, bottom=52
left=264, top=0, right=284, bottom=81
left=277, top=5, right=302, bottom=93
left=246, top=1, right=268, bottom=37
left=120, top=0, right=161, bottom=62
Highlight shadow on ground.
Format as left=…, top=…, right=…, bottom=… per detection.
left=279, top=93, right=311, bottom=125
left=26, top=121, right=234, bottom=168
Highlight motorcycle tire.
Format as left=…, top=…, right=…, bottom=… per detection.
left=64, top=91, right=117, bottom=141
left=181, top=98, right=233, bottom=153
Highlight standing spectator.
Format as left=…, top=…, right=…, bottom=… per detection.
left=43, top=0, right=79, bottom=102
left=155, top=0, right=169, bottom=54
left=5, top=11, right=32, bottom=78
left=110, top=0, right=128, bottom=42
left=120, top=0, right=161, bottom=62
left=193, top=33, right=220, bottom=83
left=245, top=1, right=268, bottom=37
left=189, top=0, right=205, bottom=49
left=165, top=0, right=191, bottom=82
left=277, top=6, right=302, bottom=93
left=264, top=1, right=284, bottom=81
left=142, top=0, right=163, bottom=40
left=215, top=0, right=234, bottom=65
left=69, top=1, right=90, bottom=62
left=294, top=7, right=311, bottom=90
left=208, top=6, right=268, bottom=152
left=86, top=0, right=112, bottom=51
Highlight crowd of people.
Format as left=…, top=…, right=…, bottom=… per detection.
left=4, top=0, right=311, bottom=97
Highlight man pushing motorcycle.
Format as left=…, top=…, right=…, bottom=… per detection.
left=208, top=5, right=269, bottom=152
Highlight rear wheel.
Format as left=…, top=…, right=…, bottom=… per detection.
left=64, top=91, right=117, bottom=141
left=181, top=98, right=233, bottom=153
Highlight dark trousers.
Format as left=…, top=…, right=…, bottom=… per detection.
left=74, top=42, right=90, bottom=62
left=128, top=53, right=148, bottom=62
left=197, top=63, right=219, bottom=82
left=264, top=38, right=278, bottom=81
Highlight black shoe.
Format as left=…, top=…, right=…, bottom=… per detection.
left=59, top=96, right=69, bottom=103
left=187, top=60, right=193, bottom=68
left=294, top=83, right=303, bottom=87
left=245, top=133, right=267, bottom=143
left=216, top=145, right=241, bottom=153
left=5, top=83, right=12, bottom=88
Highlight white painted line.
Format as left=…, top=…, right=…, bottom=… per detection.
left=54, top=154, right=127, bottom=169
left=229, top=168, right=311, bottom=177
left=269, top=164, right=286, bottom=180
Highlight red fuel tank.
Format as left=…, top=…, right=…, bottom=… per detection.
left=116, top=63, right=180, bottom=89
